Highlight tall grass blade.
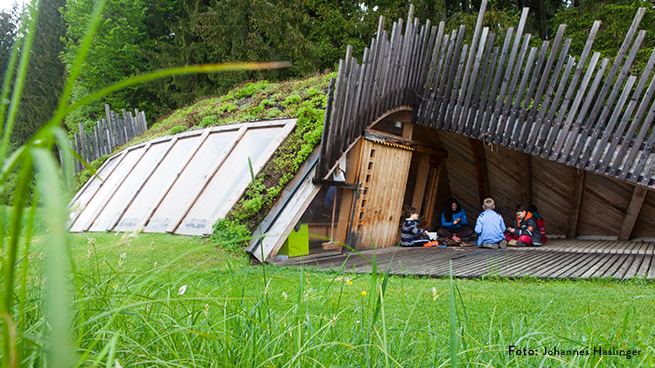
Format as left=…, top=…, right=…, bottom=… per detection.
left=449, top=261, right=458, bottom=368
left=32, top=147, right=72, bottom=367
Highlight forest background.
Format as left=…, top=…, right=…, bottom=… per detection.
left=0, top=0, right=653, bottom=151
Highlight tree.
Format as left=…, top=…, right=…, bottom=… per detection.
left=0, top=6, right=19, bottom=86
left=552, top=0, right=654, bottom=73
left=14, top=0, right=67, bottom=146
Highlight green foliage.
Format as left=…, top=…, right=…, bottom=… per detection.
left=553, top=0, right=655, bottom=75
left=166, top=125, right=187, bottom=135
left=281, top=93, right=302, bottom=107
left=211, top=217, right=251, bottom=252
left=62, top=0, right=176, bottom=129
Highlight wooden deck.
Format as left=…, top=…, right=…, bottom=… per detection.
left=275, top=239, right=655, bottom=280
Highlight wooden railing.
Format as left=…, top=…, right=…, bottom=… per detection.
left=317, top=0, right=655, bottom=188
left=72, top=104, right=147, bottom=172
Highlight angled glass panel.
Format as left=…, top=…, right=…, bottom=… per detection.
left=145, top=130, right=240, bottom=232
left=114, top=136, right=197, bottom=232
left=89, top=140, right=173, bottom=231
left=176, top=126, right=282, bottom=235
left=68, top=155, right=120, bottom=230
left=69, top=146, right=146, bottom=232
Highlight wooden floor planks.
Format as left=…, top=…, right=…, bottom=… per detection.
left=276, top=239, right=655, bottom=280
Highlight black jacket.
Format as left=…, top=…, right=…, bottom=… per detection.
left=513, top=212, right=543, bottom=246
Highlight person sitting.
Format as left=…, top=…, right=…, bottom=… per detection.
left=527, top=204, right=546, bottom=244
left=474, top=198, right=507, bottom=249
left=437, top=198, right=474, bottom=242
left=400, top=205, right=430, bottom=247
left=506, top=204, right=543, bottom=247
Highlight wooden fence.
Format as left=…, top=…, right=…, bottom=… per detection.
left=72, top=104, right=148, bottom=172
left=317, top=0, right=655, bottom=188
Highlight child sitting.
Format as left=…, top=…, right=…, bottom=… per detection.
left=437, top=198, right=474, bottom=242
left=527, top=204, right=546, bottom=244
left=474, top=198, right=507, bottom=249
left=400, top=205, right=430, bottom=247
left=506, top=204, right=543, bottom=247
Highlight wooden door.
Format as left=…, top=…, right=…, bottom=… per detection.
left=353, top=139, right=413, bottom=250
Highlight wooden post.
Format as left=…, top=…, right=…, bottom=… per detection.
left=517, top=152, right=532, bottom=206
left=618, top=186, right=648, bottom=240
left=469, top=138, right=490, bottom=205
left=335, top=139, right=364, bottom=250
left=411, top=153, right=431, bottom=213
left=402, top=122, right=414, bottom=139
left=566, top=168, right=586, bottom=239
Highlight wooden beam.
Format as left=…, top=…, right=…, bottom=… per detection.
left=517, top=152, right=532, bottom=206
left=311, top=178, right=358, bottom=189
left=402, top=122, right=414, bottom=139
left=469, top=138, right=490, bottom=205
left=566, top=168, right=586, bottom=239
left=411, top=153, right=431, bottom=212
left=335, top=139, right=364, bottom=251
left=618, top=185, right=649, bottom=240
left=414, top=145, right=448, bottom=157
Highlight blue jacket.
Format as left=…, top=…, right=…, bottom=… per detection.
left=441, top=209, right=467, bottom=230
left=474, top=210, right=506, bottom=245
left=401, top=219, right=424, bottom=247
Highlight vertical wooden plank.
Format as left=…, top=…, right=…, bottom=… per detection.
left=540, top=21, right=600, bottom=157
left=568, top=9, right=646, bottom=167
left=582, top=31, right=647, bottom=169
left=628, top=100, right=655, bottom=183
left=530, top=55, right=575, bottom=156
left=92, top=125, right=100, bottom=161
left=499, top=36, right=534, bottom=146
left=618, top=186, right=648, bottom=240
left=566, top=169, right=585, bottom=239
left=517, top=24, right=566, bottom=150
left=608, top=47, right=655, bottom=177
left=423, top=30, right=450, bottom=126
left=78, top=123, right=86, bottom=162
left=509, top=41, right=548, bottom=147
left=432, top=29, right=458, bottom=128
left=439, top=25, right=466, bottom=129
left=451, top=0, right=487, bottom=132
left=547, top=51, right=602, bottom=160
left=585, top=76, right=637, bottom=169
left=104, top=103, right=112, bottom=139
left=317, top=78, right=336, bottom=178
left=73, top=135, right=81, bottom=172
left=487, top=8, right=529, bottom=142
left=417, top=22, right=445, bottom=123
left=456, top=27, right=489, bottom=134
left=556, top=57, right=609, bottom=164
left=444, top=44, right=468, bottom=131
left=471, top=42, right=498, bottom=137
left=479, top=27, right=514, bottom=135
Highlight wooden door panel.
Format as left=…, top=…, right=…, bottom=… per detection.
left=354, top=140, right=412, bottom=249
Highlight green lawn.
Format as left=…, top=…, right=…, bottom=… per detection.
left=15, top=232, right=655, bottom=367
